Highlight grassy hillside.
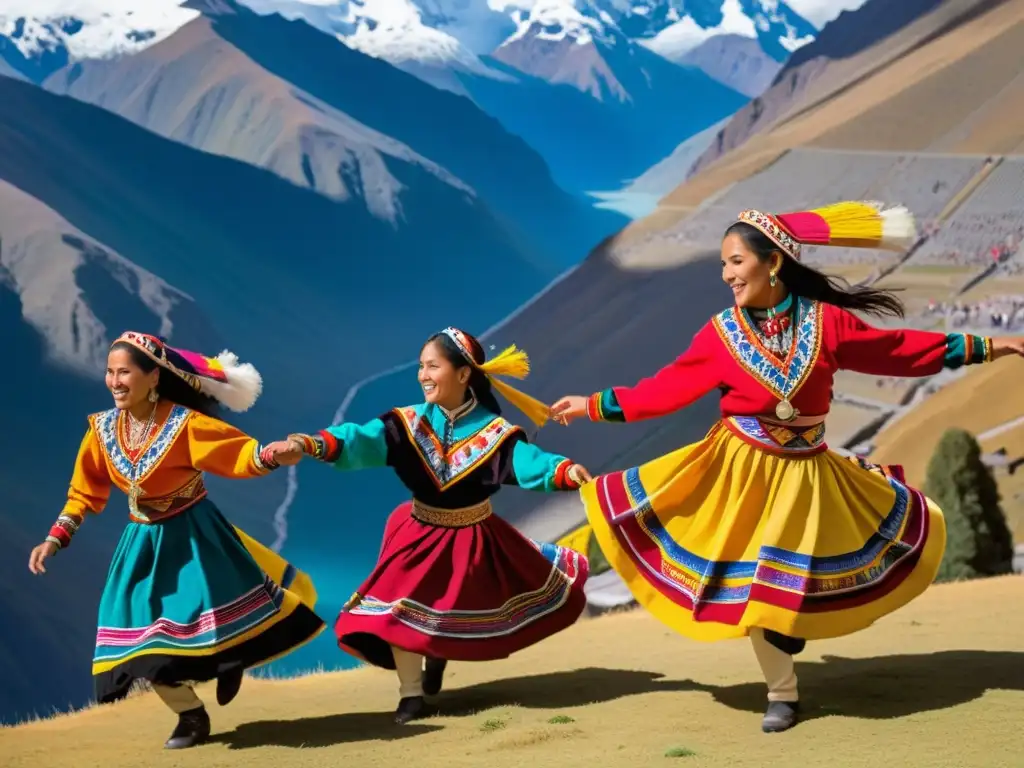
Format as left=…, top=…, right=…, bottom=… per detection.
left=3, top=576, right=1022, bottom=768
left=870, top=354, right=1024, bottom=538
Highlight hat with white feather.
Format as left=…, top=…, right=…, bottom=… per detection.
left=111, top=331, right=262, bottom=413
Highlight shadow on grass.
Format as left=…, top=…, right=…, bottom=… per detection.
left=689, top=650, right=1024, bottom=722
left=209, top=667, right=687, bottom=748
left=210, top=712, right=442, bottom=749
left=436, top=666, right=697, bottom=715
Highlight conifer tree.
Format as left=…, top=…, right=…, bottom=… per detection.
left=924, top=428, right=1013, bottom=582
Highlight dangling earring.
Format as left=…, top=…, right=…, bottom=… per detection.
left=147, top=388, right=159, bottom=404
left=769, top=272, right=778, bottom=288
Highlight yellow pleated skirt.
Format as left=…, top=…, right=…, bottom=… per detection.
left=580, top=420, right=946, bottom=642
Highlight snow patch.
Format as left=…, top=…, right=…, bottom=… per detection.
left=0, top=1, right=199, bottom=60
left=777, top=31, right=812, bottom=52
left=243, top=0, right=505, bottom=75
left=500, top=0, right=611, bottom=48
left=639, top=0, right=755, bottom=59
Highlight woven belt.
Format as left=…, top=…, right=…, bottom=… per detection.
left=411, top=498, right=493, bottom=527
left=131, top=475, right=207, bottom=524
left=721, top=415, right=827, bottom=456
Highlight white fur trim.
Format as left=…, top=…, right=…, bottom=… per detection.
left=879, top=205, right=918, bottom=250
left=197, top=350, right=264, bottom=412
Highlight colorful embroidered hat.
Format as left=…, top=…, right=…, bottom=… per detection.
left=111, top=331, right=263, bottom=413
left=439, top=327, right=550, bottom=427
left=736, top=201, right=917, bottom=260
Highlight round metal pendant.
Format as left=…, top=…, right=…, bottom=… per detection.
left=775, top=399, right=796, bottom=422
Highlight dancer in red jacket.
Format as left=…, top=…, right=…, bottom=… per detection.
left=550, top=201, right=1024, bottom=733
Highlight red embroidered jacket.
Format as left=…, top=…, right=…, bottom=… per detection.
left=587, top=298, right=993, bottom=423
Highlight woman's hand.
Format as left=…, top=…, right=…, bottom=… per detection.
left=28, top=541, right=57, bottom=575
left=568, top=463, right=593, bottom=486
left=261, top=440, right=303, bottom=467
left=550, top=395, right=588, bottom=425
left=992, top=337, right=1024, bottom=360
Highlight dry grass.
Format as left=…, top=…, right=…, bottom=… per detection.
left=831, top=371, right=916, bottom=408
left=870, top=355, right=1024, bottom=486
left=824, top=401, right=887, bottom=446
left=2, top=577, right=1023, bottom=768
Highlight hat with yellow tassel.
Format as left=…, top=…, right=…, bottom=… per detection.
left=440, top=327, right=550, bottom=427
left=737, top=201, right=918, bottom=259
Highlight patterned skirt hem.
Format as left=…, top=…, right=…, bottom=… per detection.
left=335, top=585, right=588, bottom=669
left=93, top=602, right=324, bottom=703
left=580, top=435, right=947, bottom=643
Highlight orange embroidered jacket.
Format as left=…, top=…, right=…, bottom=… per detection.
left=48, top=401, right=275, bottom=549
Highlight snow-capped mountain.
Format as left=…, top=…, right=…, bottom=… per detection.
left=238, top=0, right=818, bottom=85
left=625, top=0, right=816, bottom=63
left=0, top=0, right=823, bottom=90
left=0, top=0, right=199, bottom=80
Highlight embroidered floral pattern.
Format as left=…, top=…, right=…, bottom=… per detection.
left=713, top=297, right=823, bottom=402
left=394, top=406, right=521, bottom=490
left=738, top=209, right=801, bottom=258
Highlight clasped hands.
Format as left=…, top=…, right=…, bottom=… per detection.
left=260, top=437, right=304, bottom=467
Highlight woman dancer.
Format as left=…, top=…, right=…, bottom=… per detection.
left=549, top=202, right=1024, bottom=733
left=28, top=332, right=324, bottom=749
left=266, top=328, right=591, bottom=724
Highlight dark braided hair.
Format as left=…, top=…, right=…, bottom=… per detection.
left=423, top=331, right=503, bottom=416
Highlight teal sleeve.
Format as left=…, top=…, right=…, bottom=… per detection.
left=587, top=388, right=627, bottom=422
left=943, top=333, right=993, bottom=369
left=291, top=418, right=388, bottom=471
left=324, top=419, right=389, bottom=470
left=509, top=439, right=578, bottom=493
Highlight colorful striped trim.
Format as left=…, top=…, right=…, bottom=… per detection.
left=552, top=458, right=580, bottom=490
left=93, top=576, right=286, bottom=663
left=47, top=528, right=71, bottom=549
left=252, top=443, right=279, bottom=475
left=288, top=431, right=341, bottom=462
left=587, top=389, right=626, bottom=422
left=591, top=462, right=927, bottom=625
left=344, top=541, right=585, bottom=639
left=46, top=514, right=82, bottom=551
left=713, top=297, right=822, bottom=402
left=944, top=333, right=994, bottom=369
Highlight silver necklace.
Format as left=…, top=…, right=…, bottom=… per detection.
left=124, top=405, right=157, bottom=515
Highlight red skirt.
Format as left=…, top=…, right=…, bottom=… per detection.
left=335, top=501, right=589, bottom=668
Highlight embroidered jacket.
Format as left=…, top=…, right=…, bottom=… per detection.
left=291, top=398, right=581, bottom=508
left=587, top=298, right=995, bottom=423
left=48, top=400, right=276, bottom=550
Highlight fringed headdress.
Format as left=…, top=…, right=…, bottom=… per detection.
left=736, top=201, right=917, bottom=260
left=439, top=327, right=550, bottom=427
left=112, top=331, right=263, bottom=413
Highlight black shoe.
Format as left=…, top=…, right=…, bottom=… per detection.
left=164, top=706, right=211, bottom=749
left=423, top=658, right=447, bottom=697
left=216, top=667, right=245, bottom=706
left=761, top=701, right=800, bottom=733
left=763, top=630, right=806, bottom=656
left=394, top=696, right=428, bottom=725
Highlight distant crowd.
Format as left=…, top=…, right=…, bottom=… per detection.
left=922, top=295, right=1024, bottom=332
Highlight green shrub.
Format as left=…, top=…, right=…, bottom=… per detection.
left=923, top=428, right=1013, bottom=582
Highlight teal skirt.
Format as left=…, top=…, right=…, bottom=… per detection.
left=92, top=497, right=324, bottom=703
